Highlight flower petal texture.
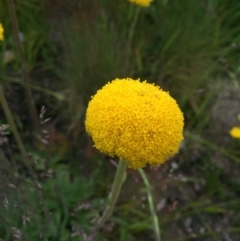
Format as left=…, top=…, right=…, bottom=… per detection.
left=0, top=23, right=4, bottom=41
left=230, top=127, right=240, bottom=139
left=128, top=0, right=152, bottom=7
left=85, top=78, right=184, bottom=169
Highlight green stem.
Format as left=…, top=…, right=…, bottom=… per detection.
left=0, top=85, right=37, bottom=181
left=0, top=85, right=27, bottom=159
left=124, top=6, right=140, bottom=75
left=96, top=159, right=127, bottom=229
left=139, top=168, right=161, bottom=241
left=7, top=0, right=40, bottom=129
left=4, top=76, right=65, bottom=101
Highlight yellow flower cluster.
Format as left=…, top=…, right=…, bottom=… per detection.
left=128, top=0, right=152, bottom=7
left=85, top=78, right=184, bottom=169
left=0, top=23, right=4, bottom=41
left=229, top=115, right=240, bottom=138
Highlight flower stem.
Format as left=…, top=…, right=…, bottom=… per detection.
left=0, top=85, right=38, bottom=182
left=124, top=6, right=140, bottom=75
left=7, top=0, right=40, bottom=129
left=0, top=85, right=26, bottom=160
left=139, top=168, right=161, bottom=241
left=96, top=159, right=127, bottom=230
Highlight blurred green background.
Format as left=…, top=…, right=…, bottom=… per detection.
left=0, top=0, right=240, bottom=240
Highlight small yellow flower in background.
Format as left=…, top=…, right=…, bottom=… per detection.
left=229, top=115, right=240, bottom=139
left=85, top=78, right=184, bottom=169
left=230, top=127, right=240, bottom=139
left=128, top=0, right=152, bottom=7
left=0, top=23, right=4, bottom=41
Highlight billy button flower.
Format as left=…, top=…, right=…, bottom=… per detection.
left=230, top=127, right=240, bottom=138
left=0, top=23, right=4, bottom=41
left=128, top=0, right=153, bottom=7
left=86, top=78, right=184, bottom=236
left=85, top=78, right=184, bottom=169
left=229, top=115, right=240, bottom=139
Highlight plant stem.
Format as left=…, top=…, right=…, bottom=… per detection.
left=139, top=168, right=161, bottom=241
left=0, top=85, right=37, bottom=180
left=0, top=85, right=27, bottom=159
left=96, top=159, right=128, bottom=230
left=124, top=6, right=140, bottom=75
left=7, top=0, right=40, bottom=129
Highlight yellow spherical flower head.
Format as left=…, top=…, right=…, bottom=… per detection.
left=229, top=115, right=240, bottom=139
left=85, top=78, right=184, bottom=169
left=128, top=0, right=152, bottom=7
left=0, top=23, right=4, bottom=41
left=230, top=127, right=240, bottom=139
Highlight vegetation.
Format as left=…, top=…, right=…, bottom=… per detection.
left=0, top=0, right=240, bottom=240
